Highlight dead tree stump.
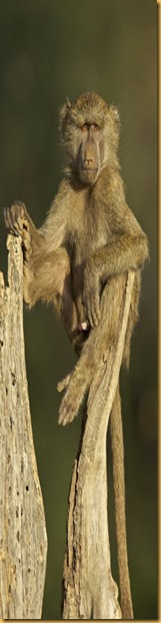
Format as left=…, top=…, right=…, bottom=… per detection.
left=62, top=271, right=135, bottom=619
left=0, top=235, right=47, bottom=619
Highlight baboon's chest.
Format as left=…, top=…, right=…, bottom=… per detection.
left=69, top=203, right=108, bottom=263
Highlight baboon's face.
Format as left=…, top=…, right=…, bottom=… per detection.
left=76, top=122, right=104, bottom=185
left=59, top=92, right=120, bottom=187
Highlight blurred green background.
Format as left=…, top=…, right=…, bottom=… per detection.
left=0, top=0, right=157, bottom=619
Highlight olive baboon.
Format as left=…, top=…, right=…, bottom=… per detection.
left=4, top=92, right=149, bottom=619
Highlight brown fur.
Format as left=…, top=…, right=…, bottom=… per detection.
left=4, top=92, right=149, bottom=619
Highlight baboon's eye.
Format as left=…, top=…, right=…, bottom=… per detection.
left=81, top=124, right=88, bottom=132
left=93, top=124, right=100, bottom=132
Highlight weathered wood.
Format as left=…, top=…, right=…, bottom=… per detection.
left=0, top=235, right=47, bottom=619
left=62, top=271, right=135, bottom=620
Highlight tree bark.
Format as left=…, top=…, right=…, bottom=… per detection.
left=62, top=271, right=135, bottom=620
left=0, top=235, right=47, bottom=619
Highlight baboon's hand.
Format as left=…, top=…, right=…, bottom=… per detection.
left=83, top=260, right=101, bottom=327
left=57, top=373, right=78, bottom=425
left=4, top=202, right=31, bottom=261
left=58, top=384, right=80, bottom=426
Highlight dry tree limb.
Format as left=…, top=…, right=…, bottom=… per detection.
left=0, top=235, right=47, bottom=619
left=62, top=270, right=135, bottom=620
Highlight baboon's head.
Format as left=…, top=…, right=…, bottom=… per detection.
left=59, top=92, right=120, bottom=186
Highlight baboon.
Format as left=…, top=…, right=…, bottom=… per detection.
left=4, top=92, right=149, bottom=619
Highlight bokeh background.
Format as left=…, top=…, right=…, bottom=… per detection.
left=0, top=0, right=157, bottom=619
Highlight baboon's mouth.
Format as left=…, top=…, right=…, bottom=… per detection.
left=82, top=167, right=97, bottom=172
left=79, top=166, right=99, bottom=185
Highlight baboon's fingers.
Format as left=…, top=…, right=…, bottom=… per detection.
left=4, top=207, right=18, bottom=234
left=87, top=297, right=101, bottom=328
left=58, top=398, right=77, bottom=426
left=57, top=373, right=71, bottom=393
left=4, top=203, right=27, bottom=236
left=83, top=286, right=101, bottom=328
left=4, top=208, right=9, bottom=229
left=58, top=379, right=81, bottom=425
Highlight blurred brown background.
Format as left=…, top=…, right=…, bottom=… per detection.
left=0, top=0, right=157, bottom=619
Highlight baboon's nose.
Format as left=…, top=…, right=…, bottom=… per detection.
left=84, top=152, right=94, bottom=165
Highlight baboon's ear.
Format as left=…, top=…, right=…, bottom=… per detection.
left=59, top=98, right=71, bottom=135
left=109, top=104, right=120, bottom=129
